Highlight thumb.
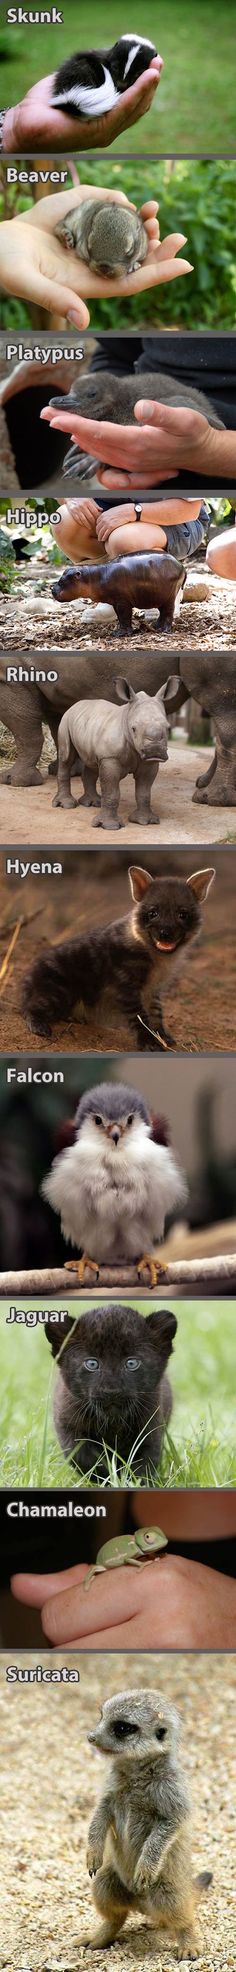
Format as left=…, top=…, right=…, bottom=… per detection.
left=134, top=399, right=187, bottom=432
left=29, top=270, right=90, bottom=328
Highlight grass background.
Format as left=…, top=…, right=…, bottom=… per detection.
left=0, top=0, right=235, bottom=152
left=0, top=1297, right=235, bottom=1489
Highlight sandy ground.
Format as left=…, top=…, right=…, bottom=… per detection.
left=0, top=564, right=236, bottom=650
left=0, top=745, right=235, bottom=847
left=0, top=846, right=235, bottom=1054
left=0, top=1649, right=234, bottom=1972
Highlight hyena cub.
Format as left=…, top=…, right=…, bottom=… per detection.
left=23, top=863, right=215, bottom=1049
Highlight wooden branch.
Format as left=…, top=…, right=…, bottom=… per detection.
left=1, top=1254, right=236, bottom=1293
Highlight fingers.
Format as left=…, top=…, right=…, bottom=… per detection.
left=156, top=230, right=189, bottom=262
left=41, top=1562, right=158, bottom=1644
left=29, top=272, right=90, bottom=327
left=11, top=1564, right=87, bottom=1606
left=134, top=398, right=192, bottom=428
left=97, top=471, right=172, bottom=489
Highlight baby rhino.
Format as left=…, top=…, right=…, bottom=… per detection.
left=83, top=1688, right=212, bottom=1952
left=45, top=1303, right=177, bottom=1479
left=53, top=673, right=177, bottom=828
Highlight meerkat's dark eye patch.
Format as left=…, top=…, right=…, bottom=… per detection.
left=155, top=1725, right=167, bottom=1741
left=112, top=1720, right=140, bottom=1740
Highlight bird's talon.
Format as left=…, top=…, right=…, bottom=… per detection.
left=137, top=1253, right=168, bottom=1288
left=64, top=1255, right=100, bottom=1283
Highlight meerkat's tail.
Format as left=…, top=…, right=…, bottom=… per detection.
left=195, top=1870, right=213, bottom=1894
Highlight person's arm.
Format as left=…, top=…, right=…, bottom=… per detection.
left=11, top=1555, right=236, bottom=1649
left=96, top=496, right=202, bottom=541
left=42, top=400, right=235, bottom=487
left=1, top=56, right=163, bottom=154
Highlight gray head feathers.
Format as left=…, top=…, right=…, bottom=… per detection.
left=75, top=1081, right=151, bottom=1132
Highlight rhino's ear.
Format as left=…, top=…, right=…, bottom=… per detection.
left=128, top=865, right=153, bottom=902
left=187, top=867, right=216, bottom=904
left=159, top=674, right=180, bottom=709
left=115, top=676, right=136, bottom=703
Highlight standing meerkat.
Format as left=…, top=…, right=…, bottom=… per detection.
left=82, top=1688, right=212, bottom=1953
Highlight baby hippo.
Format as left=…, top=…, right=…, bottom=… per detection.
left=56, top=199, right=148, bottom=277
left=52, top=551, right=185, bottom=637
left=45, top=1303, right=177, bottom=1479
left=53, top=673, right=177, bottom=828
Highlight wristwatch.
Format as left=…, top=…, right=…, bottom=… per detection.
left=134, top=503, right=143, bottom=521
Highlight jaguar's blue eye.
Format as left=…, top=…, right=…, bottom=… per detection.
left=126, top=1358, right=141, bottom=1371
left=83, top=1358, right=99, bottom=1371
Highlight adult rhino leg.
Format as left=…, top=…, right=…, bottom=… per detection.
left=194, top=751, right=217, bottom=793
left=0, top=682, right=44, bottom=785
left=193, top=734, right=236, bottom=805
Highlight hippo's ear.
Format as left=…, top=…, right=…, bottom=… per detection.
left=187, top=867, right=216, bottom=903
left=115, top=676, right=136, bottom=703
left=128, top=865, right=153, bottom=902
left=159, top=674, right=180, bottom=709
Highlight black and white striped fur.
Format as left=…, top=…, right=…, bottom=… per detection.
left=52, top=35, right=156, bottom=119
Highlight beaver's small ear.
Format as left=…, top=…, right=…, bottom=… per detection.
left=128, top=866, right=153, bottom=901
left=115, top=676, right=136, bottom=702
left=187, top=867, right=215, bottom=903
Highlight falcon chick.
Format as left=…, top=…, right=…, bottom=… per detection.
left=42, top=1081, right=187, bottom=1285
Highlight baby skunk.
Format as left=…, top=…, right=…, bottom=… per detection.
left=52, top=34, right=157, bottom=119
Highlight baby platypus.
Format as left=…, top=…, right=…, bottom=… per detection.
left=48, top=367, right=224, bottom=483
left=52, top=35, right=157, bottom=119
left=56, top=199, right=147, bottom=277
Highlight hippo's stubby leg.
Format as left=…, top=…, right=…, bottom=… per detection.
left=133, top=760, right=160, bottom=825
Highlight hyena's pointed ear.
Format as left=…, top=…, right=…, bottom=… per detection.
left=115, top=676, right=136, bottom=703
left=44, top=1316, right=75, bottom=1357
left=128, top=865, right=153, bottom=902
left=187, top=867, right=216, bottom=904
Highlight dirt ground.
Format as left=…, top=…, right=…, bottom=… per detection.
left=1, top=744, right=236, bottom=848
left=0, top=561, right=236, bottom=649
left=0, top=847, right=235, bottom=1055
left=0, top=1649, right=234, bottom=1972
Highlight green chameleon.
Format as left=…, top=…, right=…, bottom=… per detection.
left=84, top=1527, right=168, bottom=1591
